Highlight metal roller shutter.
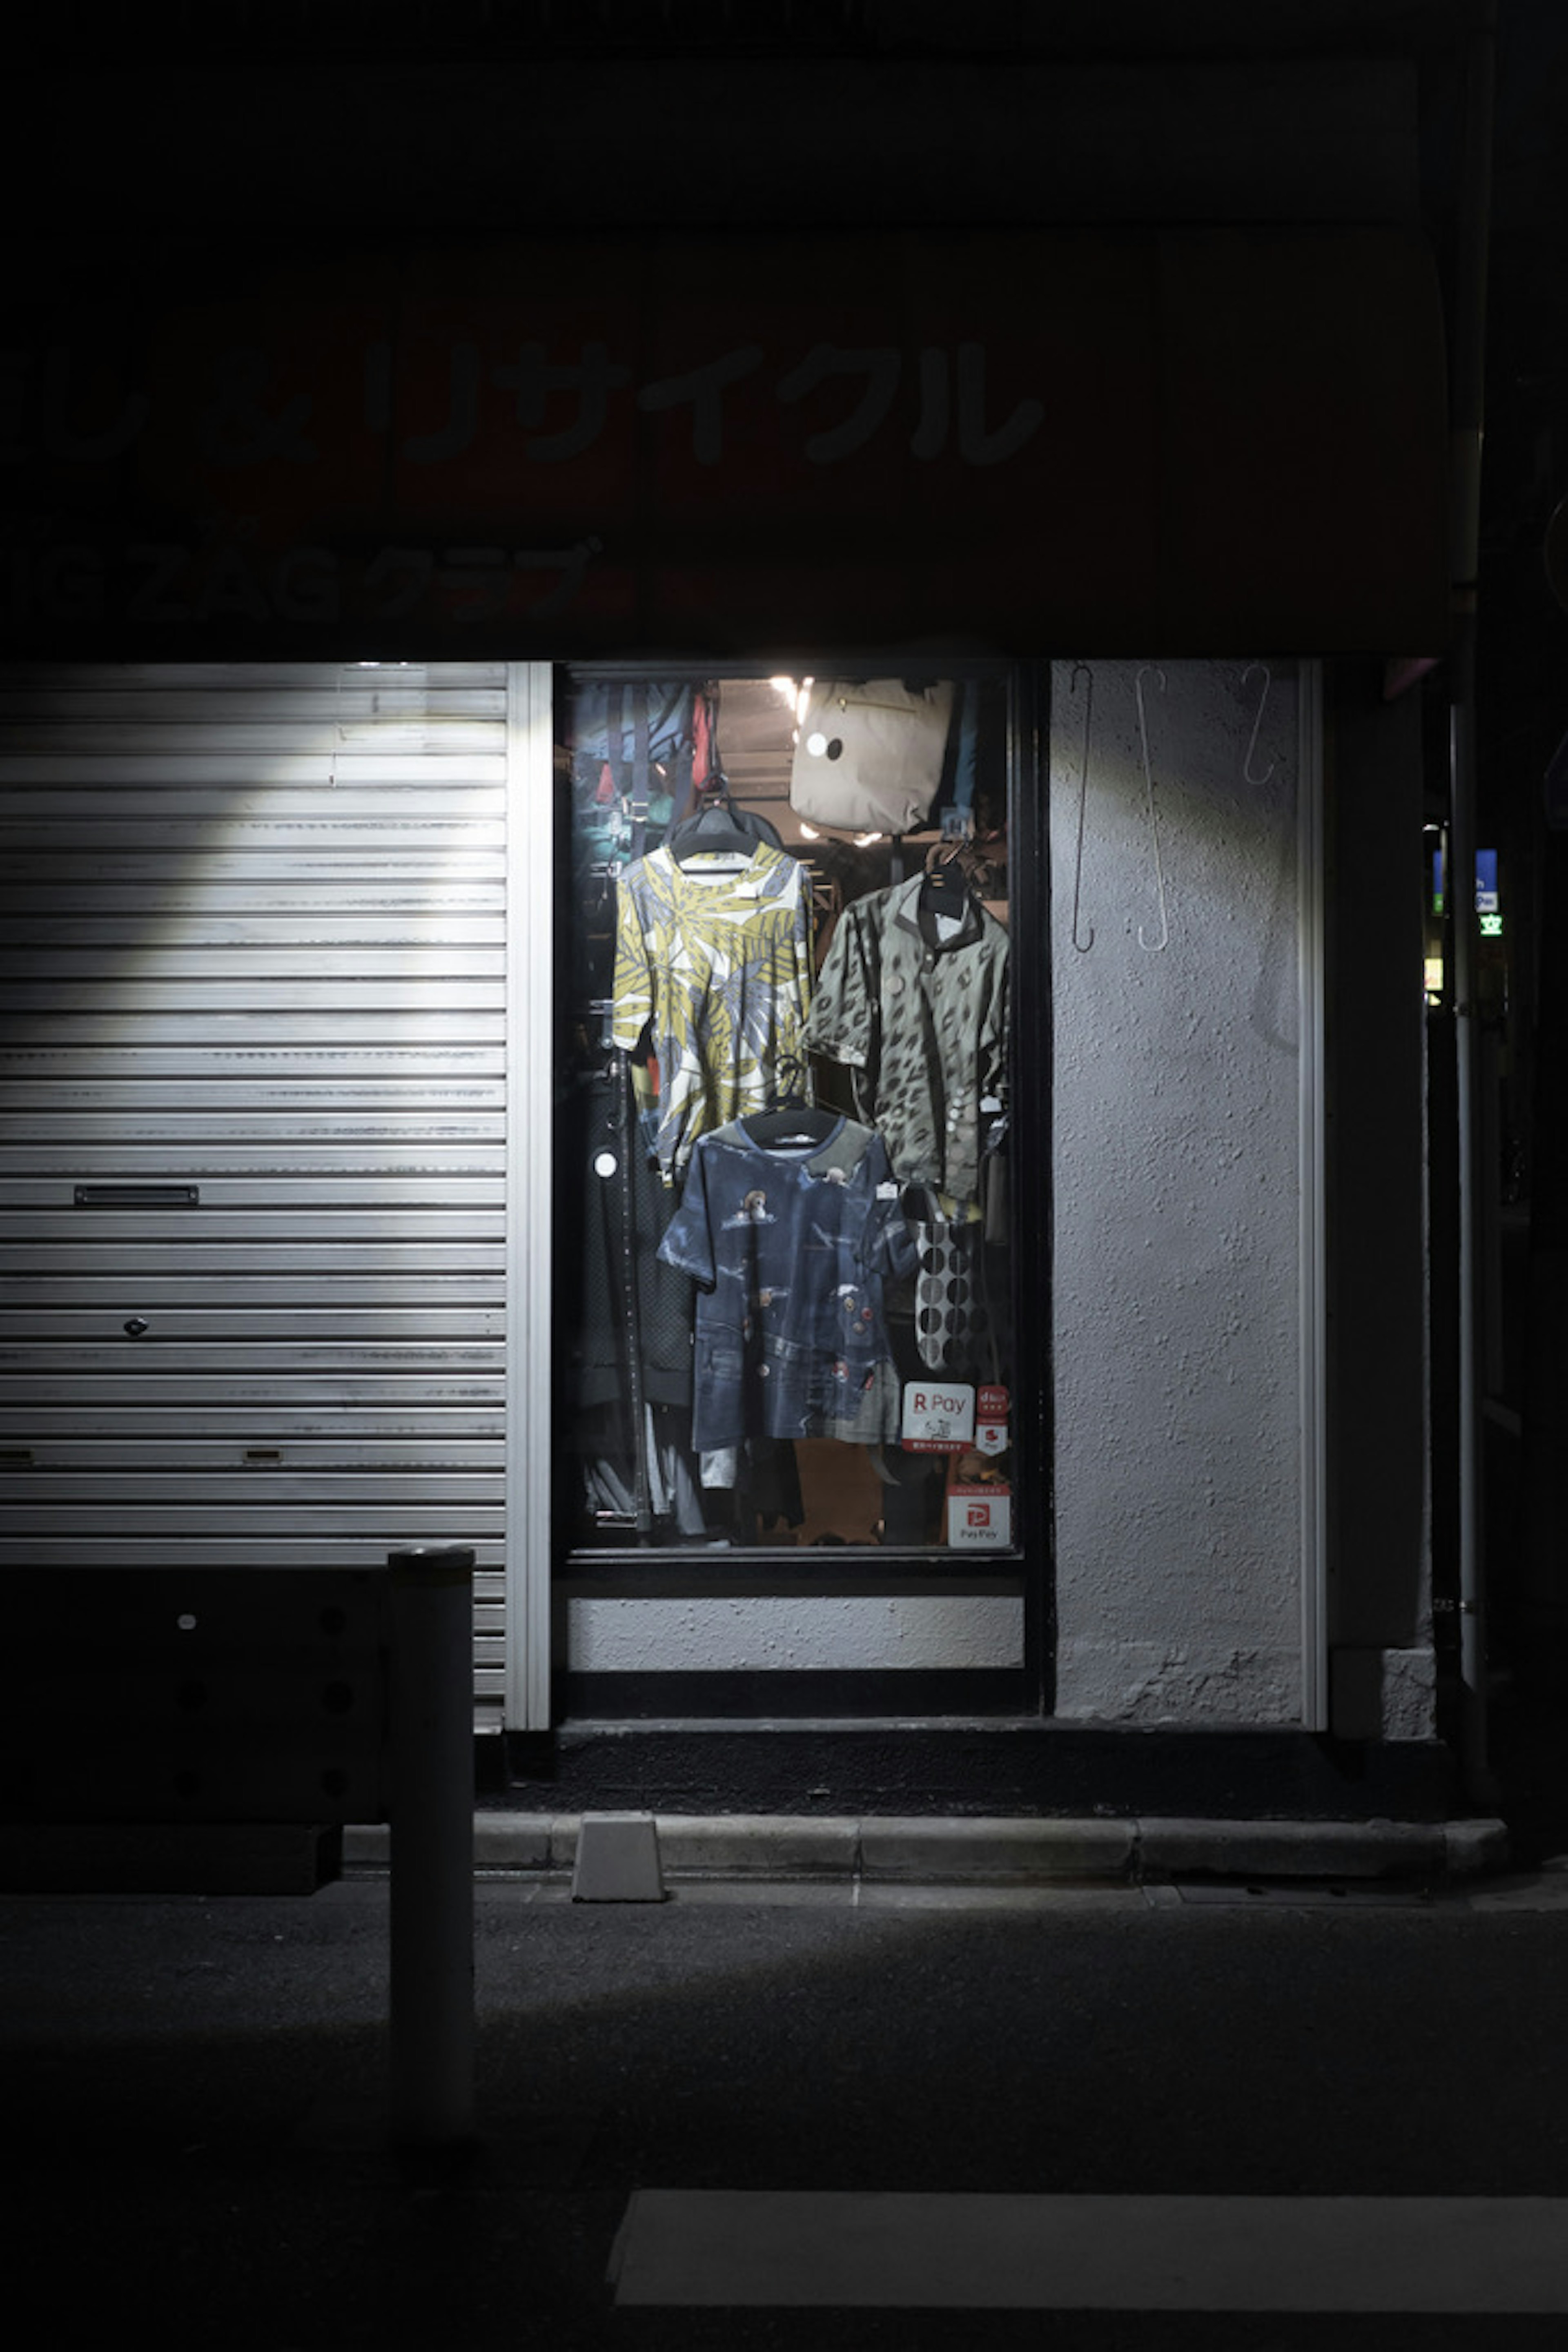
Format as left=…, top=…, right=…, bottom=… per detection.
left=0, top=662, right=512, bottom=1729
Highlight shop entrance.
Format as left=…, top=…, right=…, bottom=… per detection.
left=547, top=664, right=1043, bottom=1719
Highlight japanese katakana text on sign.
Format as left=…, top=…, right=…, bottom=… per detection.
left=3, top=337, right=1045, bottom=473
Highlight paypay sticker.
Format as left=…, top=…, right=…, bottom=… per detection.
left=946, top=1483, right=1012, bottom=1548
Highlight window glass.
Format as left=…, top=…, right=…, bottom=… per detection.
left=558, top=670, right=1016, bottom=1554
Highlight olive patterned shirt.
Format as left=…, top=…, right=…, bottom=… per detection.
left=802, top=873, right=1009, bottom=1207
left=613, top=842, right=814, bottom=1182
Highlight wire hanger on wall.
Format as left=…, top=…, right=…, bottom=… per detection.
left=1135, top=664, right=1170, bottom=953
left=1243, top=662, right=1276, bottom=786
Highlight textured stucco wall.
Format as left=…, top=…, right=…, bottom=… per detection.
left=1050, top=658, right=1307, bottom=1722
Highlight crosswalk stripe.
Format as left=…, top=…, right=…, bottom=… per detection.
left=610, top=2191, right=1568, bottom=2310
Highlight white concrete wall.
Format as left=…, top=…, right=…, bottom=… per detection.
left=564, top=1593, right=1024, bottom=1676
left=1050, top=658, right=1308, bottom=1723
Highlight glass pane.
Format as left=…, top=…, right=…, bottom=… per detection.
left=558, top=670, right=1016, bottom=1555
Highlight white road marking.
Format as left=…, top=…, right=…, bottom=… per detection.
left=610, top=2190, right=1568, bottom=2309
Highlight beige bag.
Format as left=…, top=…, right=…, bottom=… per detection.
left=789, top=679, right=955, bottom=834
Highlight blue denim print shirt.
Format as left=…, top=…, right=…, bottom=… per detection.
left=658, top=1114, right=915, bottom=1454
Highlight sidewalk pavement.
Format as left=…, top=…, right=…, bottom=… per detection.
left=334, top=1668, right=1568, bottom=1894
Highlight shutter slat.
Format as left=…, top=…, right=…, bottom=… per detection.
left=0, top=662, right=514, bottom=1713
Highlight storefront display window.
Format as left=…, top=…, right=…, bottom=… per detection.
left=557, top=668, right=1021, bottom=1555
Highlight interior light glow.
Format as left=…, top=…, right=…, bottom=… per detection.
left=771, top=677, right=816, bottom=724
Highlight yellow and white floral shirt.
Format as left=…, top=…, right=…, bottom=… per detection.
left=612, top=842, right=815, bottom=1182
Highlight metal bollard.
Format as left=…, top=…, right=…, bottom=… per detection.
left=387, top=1545, right=476, bottom=2148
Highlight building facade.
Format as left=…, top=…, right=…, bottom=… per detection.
left=0, top=3, right=1472, bottom=1818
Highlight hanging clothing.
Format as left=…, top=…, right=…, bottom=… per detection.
left=657, top=1114, right=915, bottom=1455
left=561, top=1063, right=695, bottom=1411
left=573, top=1402, right=730, bottom=1541
left=612, top=841, right=814, bottom=1183
left=802, top=871, right=1009, bottom=1209
left=900, top=1182, right=990, bottom=1374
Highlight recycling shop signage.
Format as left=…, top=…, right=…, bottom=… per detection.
left=3, top=226, right=1448, bottom=657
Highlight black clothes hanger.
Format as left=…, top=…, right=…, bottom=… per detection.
left=920, top=838, right=973, bottom=917
left=668, top=803, right=758, bottom=863
left=741, top=1053, right=838, bottom=1148
left=666, top=776, right=785, bottom=865
left=742, top=1103, right=840, bottom=1147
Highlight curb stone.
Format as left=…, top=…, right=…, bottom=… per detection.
left=1134, top=1817, right=1446, bottom=1882
left=857, top=1816, right=1136, bottom=1881
left=344, top=1811, right=1510, bottom=1883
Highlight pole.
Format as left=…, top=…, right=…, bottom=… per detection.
left=1449, top=1, right=1498, bottom=1804
left=387, top=1545, right=476, bottom=2147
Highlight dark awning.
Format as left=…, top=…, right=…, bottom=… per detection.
left=3, top=227, right=1449, bottom=658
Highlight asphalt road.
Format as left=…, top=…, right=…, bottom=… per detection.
left=5, top=1871, right=1568, bottom=2350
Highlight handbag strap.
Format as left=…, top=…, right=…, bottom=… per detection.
left=627, top=682, right=650, bottom=860
left=942, top=679, right=978, bottom=843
